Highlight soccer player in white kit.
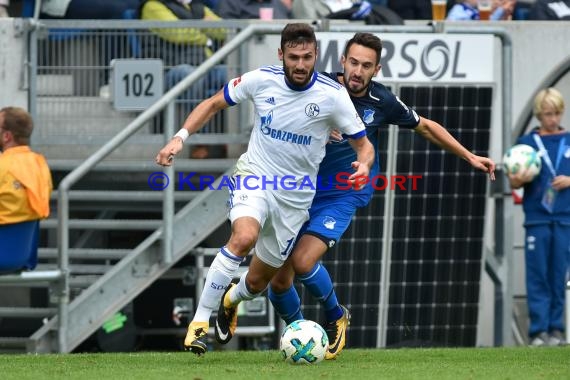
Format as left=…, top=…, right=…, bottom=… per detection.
left=155, top=23, right=375, bottom=355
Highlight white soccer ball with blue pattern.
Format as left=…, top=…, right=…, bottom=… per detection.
left=280, top=319, right=329, bottom=364
left=503, top=144, right=542, bottom=178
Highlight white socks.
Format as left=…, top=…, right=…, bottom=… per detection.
left=193, top=247, right=243, bottom=322
left=228, top=271, right=264, bottom=305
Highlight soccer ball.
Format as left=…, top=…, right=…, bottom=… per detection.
left=502, top=144, right=541, bottom=177
left=280, top=320, right=329, bottom=364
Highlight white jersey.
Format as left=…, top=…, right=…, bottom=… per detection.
left=224, top=65, right=366, bottom=209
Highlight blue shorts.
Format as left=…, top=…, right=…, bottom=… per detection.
left=299, top=194, right=361, bottom=249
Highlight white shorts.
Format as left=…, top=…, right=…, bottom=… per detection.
left=228, top=186, right=309, bottom=268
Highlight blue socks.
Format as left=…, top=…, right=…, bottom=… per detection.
left=268, top=285, right=303, bottom=325
left=269, top=263, right=343, bottom=325
left=298, top=263, right=343, bottom=323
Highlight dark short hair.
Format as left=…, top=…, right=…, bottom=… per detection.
left=0, top=106, right=34, bottom=145
left=280, top=23, right=317, bottom=52
left=343, top=32, right=383, bottom=65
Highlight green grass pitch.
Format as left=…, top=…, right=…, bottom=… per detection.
left=1, top=347, right=569, bottom=380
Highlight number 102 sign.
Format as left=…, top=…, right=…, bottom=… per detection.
left=111, top=59, right=163, bottom=111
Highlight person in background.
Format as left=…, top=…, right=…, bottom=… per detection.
left=291, top=0, right=333, bottom=19
left=39, top=0, right=141, bottom=19
left=202, top=0, right=220, bottom=9
left=387, top=0, right=431, bottom=19
left=140, top=0, right=227, bottom=158
left=507, top=88, right=570, bottom=347
left=0, top=107, right=52, bottom=225
left=0, top=107, right=52, bottom=271
left=446, top=0, right=516, bottom=20
left=292, top=1, right=402, bottom=24
left=216, top=0, right=292, bottom=19
left=140, top=0, right=226, bottom=99
left=290, top=0, right=360, bottom=20
left=529, top=0, right=570, bottom=20
left=494, top=0, right=518, bottom=19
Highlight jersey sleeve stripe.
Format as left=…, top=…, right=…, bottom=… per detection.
left=223, top=84, right=237, bottom=106
left=344, top=130, right=367, bottom=140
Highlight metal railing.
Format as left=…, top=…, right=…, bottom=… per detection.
left=29, top=19, right=247, bottom=155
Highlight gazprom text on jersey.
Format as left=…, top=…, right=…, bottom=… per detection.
left=261, top=126, right=312, bottom=145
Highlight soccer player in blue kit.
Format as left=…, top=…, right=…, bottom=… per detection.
left=268, top=32, right=497, bottom=359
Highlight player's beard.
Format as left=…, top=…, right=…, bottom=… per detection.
left=284, top=65, right=314, bottom=87
left=345, top=73, right=370, bottom=96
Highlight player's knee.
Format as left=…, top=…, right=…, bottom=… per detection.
left=245, top=272, right=268, bottom=294
left=227, top=231, right=256, bottom=255
left=270, top=274, right=293, bottom=293
left=291, top=254, right=316, bottom=275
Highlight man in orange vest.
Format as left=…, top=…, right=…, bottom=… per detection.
left=0, top=107, right=52, bottom=271
left=0, top=107, right=52, bottom=225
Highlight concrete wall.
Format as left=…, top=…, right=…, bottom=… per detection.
left=0, top=19, right=28, bottom=109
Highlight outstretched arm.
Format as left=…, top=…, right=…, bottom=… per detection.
left=155, top=90, right=228, bottom=166
left=414, top=116, right=496, bottom=180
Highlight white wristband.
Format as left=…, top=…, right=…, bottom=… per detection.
left=174, top=128, right=189, bottom=142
